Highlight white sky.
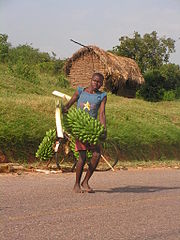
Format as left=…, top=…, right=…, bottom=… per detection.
left=0, top=0, right=180, bottom=65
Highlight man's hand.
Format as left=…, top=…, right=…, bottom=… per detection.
left=62, top=105, right=68, bottom=114
left=61, top=90, right=79, bottom=114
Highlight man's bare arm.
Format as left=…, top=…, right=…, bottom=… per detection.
left=63, top=90, right=79, bottom=113
left=99, top=96, right=107, bottom=129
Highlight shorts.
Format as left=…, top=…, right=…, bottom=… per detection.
left=75, top=139, right=95, bottom=152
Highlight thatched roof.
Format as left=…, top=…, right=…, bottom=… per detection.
left=65, top=45, right=144, bottom=85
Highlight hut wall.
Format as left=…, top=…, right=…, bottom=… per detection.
left=68, top=53, right=106, bottom=88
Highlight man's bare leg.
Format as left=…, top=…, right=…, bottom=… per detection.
left=81, top=146, right=100, bottom=192
left=73, top=150, right=86, bottom=193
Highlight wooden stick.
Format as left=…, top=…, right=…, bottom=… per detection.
left=52, top=90, right=71, bottom=101
left=100, top=154, right=115, bottom=171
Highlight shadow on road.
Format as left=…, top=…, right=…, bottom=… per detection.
left=95, top=186, right=180, bottom=193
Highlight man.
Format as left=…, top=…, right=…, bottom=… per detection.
left=63, top=73, right=107, bottom=193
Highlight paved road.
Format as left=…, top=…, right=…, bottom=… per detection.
left=0, top=169, right=180, bottom=240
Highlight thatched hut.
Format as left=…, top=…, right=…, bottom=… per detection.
left=65, top=46, right=144, bottom=97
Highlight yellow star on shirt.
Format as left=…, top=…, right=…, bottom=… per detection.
left=83, top=101, right=91, bottom=111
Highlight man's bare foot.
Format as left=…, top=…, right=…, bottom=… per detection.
left=81, top=181, right=95, bottom=193
left=73, top=184, right=84, bottom=193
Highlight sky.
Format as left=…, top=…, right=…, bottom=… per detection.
left=0, top=0, right=180, bottom=65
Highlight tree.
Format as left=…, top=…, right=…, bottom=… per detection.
left=138, top=70, right=165, bottom=101
left=159, top=63, right=180, bottom=90
left=137, top=64, right=180, bottom=101
left=0, top=33, right=11, bottom=63
left=112, top=31, right=175, bottom=73
left=8, top=44, right=51, bottom=65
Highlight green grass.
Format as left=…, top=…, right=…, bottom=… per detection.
left=0, top=63, right=180, bottom=163
left=106, top=95, right=180, bottom=160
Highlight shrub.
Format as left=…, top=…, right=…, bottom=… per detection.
left=0, top=34, right=10, bottom=63
left=137, top=63, right=180, bottom=102
left=38, top=62, right=55, bottom=74
left=138, top=70, right=165, bottom=102
left=135, top=89, right=143, bottom=99
left=56, top=74, right=70, bottom=88
left=8, top=44, right=51, bottom=65
left=163, top=90, right=176, bottom=101
left=52, top=59, right=66, bottom=75
left=175, top=87, right=180, bottom=99
left=37, top=59, right=65, bottom=76
left=9, top=61, right=39, bottom=84
left=160, top=63, right=180, bottom=91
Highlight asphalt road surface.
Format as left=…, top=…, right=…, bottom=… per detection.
left=1, top=168, right=180, bottom=240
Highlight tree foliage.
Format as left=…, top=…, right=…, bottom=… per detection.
left=159, top=63, right=180, bottom=90
left=8, top=44, right=51, bottom=65
left=112, top=31, right=175, bottom=73
left=137, top=63, right=180, bottom=101
left=0, top=33, right=67, bottom=84
left=138, top=70, right=165, bottom=101
left=9, top=61, right=39, bottom=84
left=0, top=32, right=66, bottom=70
left=0, top=33, right=11, bottom=63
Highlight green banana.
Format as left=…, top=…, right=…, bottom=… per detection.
left=63, top=108, right=105, bottom=145
left=36, top=129, right=56, bottom=161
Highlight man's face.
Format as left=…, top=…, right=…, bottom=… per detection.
left=91, top=75, right=103, bottom=91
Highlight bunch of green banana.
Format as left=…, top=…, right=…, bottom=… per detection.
left=36, top=129, right=56, bottom=161
left=63, top=108, right=105, bottom=145
left=87, top=150, right=93, bottom=159
left=69, top=137, right=79, bottom=160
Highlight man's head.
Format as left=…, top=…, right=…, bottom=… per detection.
left=91, top=73, right=104, bottom=91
